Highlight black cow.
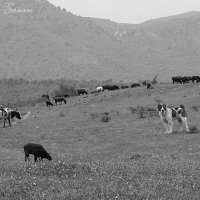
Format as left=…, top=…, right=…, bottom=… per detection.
left=46, top=101, right=53, bottom=107
left=192, top=76, right=200, bottom=83
left=24, top=143, right=52, bottom=162
left=121, top=85, right=129, bottom=89
left=91, top=90, right=98, bottom=94
left=53, top=97, right=66, bottom=105
left=131, top=83, right=140, bottom=88
left=181, top=76, right=191, bottom=84
left=172, top=76, right=182, bottom=84
left=102, top=85, right=119, bottom=91
left=77, top=89, right=88, bottom=95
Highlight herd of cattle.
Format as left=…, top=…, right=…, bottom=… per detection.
left=172, top=76, right=200, bottom=84
left=42, top=83, right=145, bottom=107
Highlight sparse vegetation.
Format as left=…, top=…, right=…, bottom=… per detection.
left=137, top=106, right=146, bottom=118
left=129, top=106, right=137, bottom=114
left=129, top=106, right=158, bottom=118
left=59, top=112, right=65, bottom=117
left=100, top=112, right=110, bottom=122
left=191, top=105, right=199, bottom=112
left=189, top=125, right=199, bottom=134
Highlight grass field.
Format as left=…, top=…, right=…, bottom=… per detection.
left=1, top=83, right=200, bottom=199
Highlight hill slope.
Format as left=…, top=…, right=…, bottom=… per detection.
left=1, top=0, right=200, bottom=81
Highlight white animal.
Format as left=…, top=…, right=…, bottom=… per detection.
left=158, top=104, right=189, bottom=134
left=96, top=86, right=103, bottom=92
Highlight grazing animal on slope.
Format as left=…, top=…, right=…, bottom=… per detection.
left=24, top=143, right=52, bottom=162
left=77, top=89, right=88, bottom=95
left=0, top=108, right=21, bottom=127
left=121, top=85, right=129, bottom=89
left=46, top=100, right=53, bottom=107
left=131, top=83, right=140, bottom=88
left=158, top=104, right=189, bottom=134
left=96, top=86, right=103, bottom=92
left=53, top=97, right=66, bottom=105
left=102, top=85, right=119, bottom=91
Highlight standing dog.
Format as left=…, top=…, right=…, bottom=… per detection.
left=158, top=104, right=189, bottom=133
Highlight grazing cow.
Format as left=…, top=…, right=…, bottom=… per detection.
left=41, top=94, right=50, bottom=100
left=96, top=86, right=103, bottom=92
left=77, top=89, right=88, bottom=95
left=0, top=108, right=21, bottom=127
left=46, top=101, right=53, bottom=107
left=131, top=83, right=140, bottom=88
left=172, top=76, right=182, bottom=84
left=53, top=97, right=66, bottom=105
left=111, top=85, right=119, bottom=90
left=121, top=85, right=129, bottom=89
left=192, top=76, right=200, bottom=83
left=182, top=76, right=190, bottom=84
left=91, top=90, right=99, bottom=94
left=172, top=76, right=200, bottom=84
left=102, top=85, right=110, bottom=91
left=24, top=143, right=52, bottom=162
left=102, top=85, right=119, bottom=91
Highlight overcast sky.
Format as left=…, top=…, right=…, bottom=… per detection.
left=48, top=0, right=200, bottom=24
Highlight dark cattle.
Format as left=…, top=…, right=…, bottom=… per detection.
left=77, top=89, right=88, bottom=95
left=24, top=143, right=52, bottom=162
left=172, top=76, right=200, bottom=84
left=0, top=108, right=21, bottom=127
left=131, top=83, right=140, bottom=88
left=53, top=97, right=66, bottom=105
left=111, top=85, right=119, bottom=90
left=41, top=94, right=49, bottom=100
left=172, top=76, right=182, bottom=84
left=182, top=76, right=191, bottom=84
left=46, top=101, right=53, bottom=107
left=192, top=76, right=200, bottom=83
left=121, top=85, right=129, bottom=89
left=102, top=85, right=110, bottom=90
left=102, top=85, right=119, bottom=91
left=146, top=83, right=152, bottom=89
left=91, top=90, right=98, bottom=94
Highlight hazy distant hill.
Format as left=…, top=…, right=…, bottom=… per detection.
left=1, top=0, right=200, bottom=82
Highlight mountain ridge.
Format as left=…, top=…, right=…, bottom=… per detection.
left=0, top=0, right=200, bottom=82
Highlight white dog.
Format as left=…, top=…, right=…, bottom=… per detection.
left=158, top=104, right=189, bottom=133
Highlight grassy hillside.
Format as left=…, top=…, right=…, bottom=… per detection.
left=1, top=0, right=200, bottom=81
left=1, top=82, right=200, bottom=198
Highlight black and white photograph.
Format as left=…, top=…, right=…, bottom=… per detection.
left=1, top=0, right=200, bottom=199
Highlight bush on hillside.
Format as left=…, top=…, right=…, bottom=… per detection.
left=101, top=112, right=110, bottom=123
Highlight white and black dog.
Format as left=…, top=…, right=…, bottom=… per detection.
left=158, top=104, right=189, bottom=133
